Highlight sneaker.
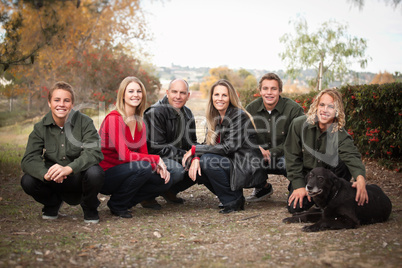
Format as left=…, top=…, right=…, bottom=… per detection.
left=110, top=209, right=133, bottom=218
left=245, top=184, right=274, bottom=202
left=83, top=209, right=100, bottom=224
left=141, top=199, right=162, bottom=210
left=162, top=190, right=184, bottom=204
left=42, top=202, right=63, bottom=220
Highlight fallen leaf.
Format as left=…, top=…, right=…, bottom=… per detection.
left=153, top=231, right=162, bottom=238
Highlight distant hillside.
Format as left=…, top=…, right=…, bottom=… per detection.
left=156, top=64, right=376, bottom=89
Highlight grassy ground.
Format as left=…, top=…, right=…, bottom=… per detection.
left=0, top=95, right=401, bottom=267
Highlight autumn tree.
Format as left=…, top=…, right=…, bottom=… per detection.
left=0, top=0, right=81, bottom=71
left=0, top=0, right=150, bottom=70
left=56, top=46, right=160, bottom=109
left=279, top=17, right=370, bottom=90
left=200, top=67, right=257, bottom=106
left=1, top=0, right=159, bottom=112
left=200, top=67, right=238, bottom=97
left=370, top=71, right=396, bottom=84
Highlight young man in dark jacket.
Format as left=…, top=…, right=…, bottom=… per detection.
left=143, top=79, right=197, bottom=208
left=245, top=73, right=304, bottom=202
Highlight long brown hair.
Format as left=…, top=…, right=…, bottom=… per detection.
left=306, top=88, right=345, bottom=132
left=115, top=76, right=147, bottom=131
left=205, top=79, right=254, bottom=145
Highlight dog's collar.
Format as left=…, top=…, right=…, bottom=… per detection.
left=332, top=189, right=339, bottom=200
left=323, top=189, right=339, bottom=209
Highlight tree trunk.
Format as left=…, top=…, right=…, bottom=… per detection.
left=28, top=92, right=32, bottom=113
left=9, top=97, right=13, bottom=112
left=318, top=62, right=323, bottom=91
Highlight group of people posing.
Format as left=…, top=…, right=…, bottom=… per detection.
left=20, top=73, right=369, bottom=223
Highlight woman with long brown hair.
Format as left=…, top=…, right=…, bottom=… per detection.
left=182, top=79, right=266, bottom=213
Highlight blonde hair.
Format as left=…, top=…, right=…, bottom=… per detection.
left=205, top=79, right=254, bottom=145
left=306, top=88, right=345, bottom=132
left=115, top=76, right=147, bottom=131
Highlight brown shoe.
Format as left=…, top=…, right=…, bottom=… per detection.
left=162, top=190, right=184, bottom=204
left=140, top=199, right=162, bottom=210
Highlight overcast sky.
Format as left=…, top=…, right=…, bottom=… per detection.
left=141, top=0, right=402, bottom=74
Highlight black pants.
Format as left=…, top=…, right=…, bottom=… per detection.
left=255, top=156, right=287, bottom=188
left=195, top=153, right=243, bottom=206
left=100, top=161, right=173, bottom=211
left=287, top=160, right=352, bottom=213
left=21, top=165, right=104, bottom=211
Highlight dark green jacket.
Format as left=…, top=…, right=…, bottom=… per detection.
left=284, top=115, right=366, bottom=190
left=246, top=96, right=304, bottom=157
left=21, top=110, right=103, bottom=181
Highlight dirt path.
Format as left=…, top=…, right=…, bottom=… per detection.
left=0, top=92, right=401, bottom=267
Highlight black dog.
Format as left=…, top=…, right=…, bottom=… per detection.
left=283, top=167, right=392, bottom=232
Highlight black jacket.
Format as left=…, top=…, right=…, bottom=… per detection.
left=195, top=106, right=267, bottom=190
left=144, top=96, right=197, bottom=162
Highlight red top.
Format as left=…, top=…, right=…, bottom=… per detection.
left=99, top=110, right=160, bottom=171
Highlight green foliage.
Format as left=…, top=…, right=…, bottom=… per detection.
left=238, top=73, right=259, bottom=107
left=0, top=143, right=25, bottom=176
left=279, top=17, right=370, bottom=90
left=285, top=90, right=317, bottom=113
left=290, top=83, right=402, bottom=171
left=238, top=88, right=259, bottom=108
left=342, top=83, right=401, bottom=171
left=0, top=110, right=29, bottom=127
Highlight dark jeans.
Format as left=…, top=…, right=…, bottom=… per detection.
left=255, top=156, right=287, bottom=188
left=101, top=161, right=173, bottom=212
left=20, top=165, right=104, bottom=211
left=163, top=158, right=185, bottom=185
left=196, top=153, right=243, bottom=206
left=287, top=160, right=352, bottom=213
left=170, top=172, right=195, bottom=194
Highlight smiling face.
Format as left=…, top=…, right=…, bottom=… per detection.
left=48, top=89, right=73, bottom=126
left=259, top=79, right=281, bottom=111
left=166, top=79, right=190, bottom=109
left=317, top=93, right=336, bottom=131
left=212, top=85, right=230, bottom=117
left=124, top=82, right=143, bottom=111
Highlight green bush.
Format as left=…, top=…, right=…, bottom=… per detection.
left=342, top=83, right=401, bottom=171
left=290, top=83, right=401, bottom=171
left=0, top=110, right=30, bottom=127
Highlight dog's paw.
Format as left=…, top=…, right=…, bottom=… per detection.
left=283, top=216, right=302, bottom=224
left=282, top=217, right=292, bottom=224
left=302, top=224, right=320, bottom=232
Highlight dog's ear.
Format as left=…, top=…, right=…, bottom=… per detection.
left=328, top=170, right=342, bottom=191
left=304, top=171, right=314, bottom=184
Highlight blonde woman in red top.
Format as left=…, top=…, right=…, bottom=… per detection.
left=99, top=77, right=176, bottom=218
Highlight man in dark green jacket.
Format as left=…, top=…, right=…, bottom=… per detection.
left=285, top=88, right=368, bottom=213
left=21, top=81, right=104, bottom=223
left=245, top=73, right=304, bottom=201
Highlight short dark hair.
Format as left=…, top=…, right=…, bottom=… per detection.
left=258, top=73, right=283, bottom=92
left=48, top=81, right=75, bottom=104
